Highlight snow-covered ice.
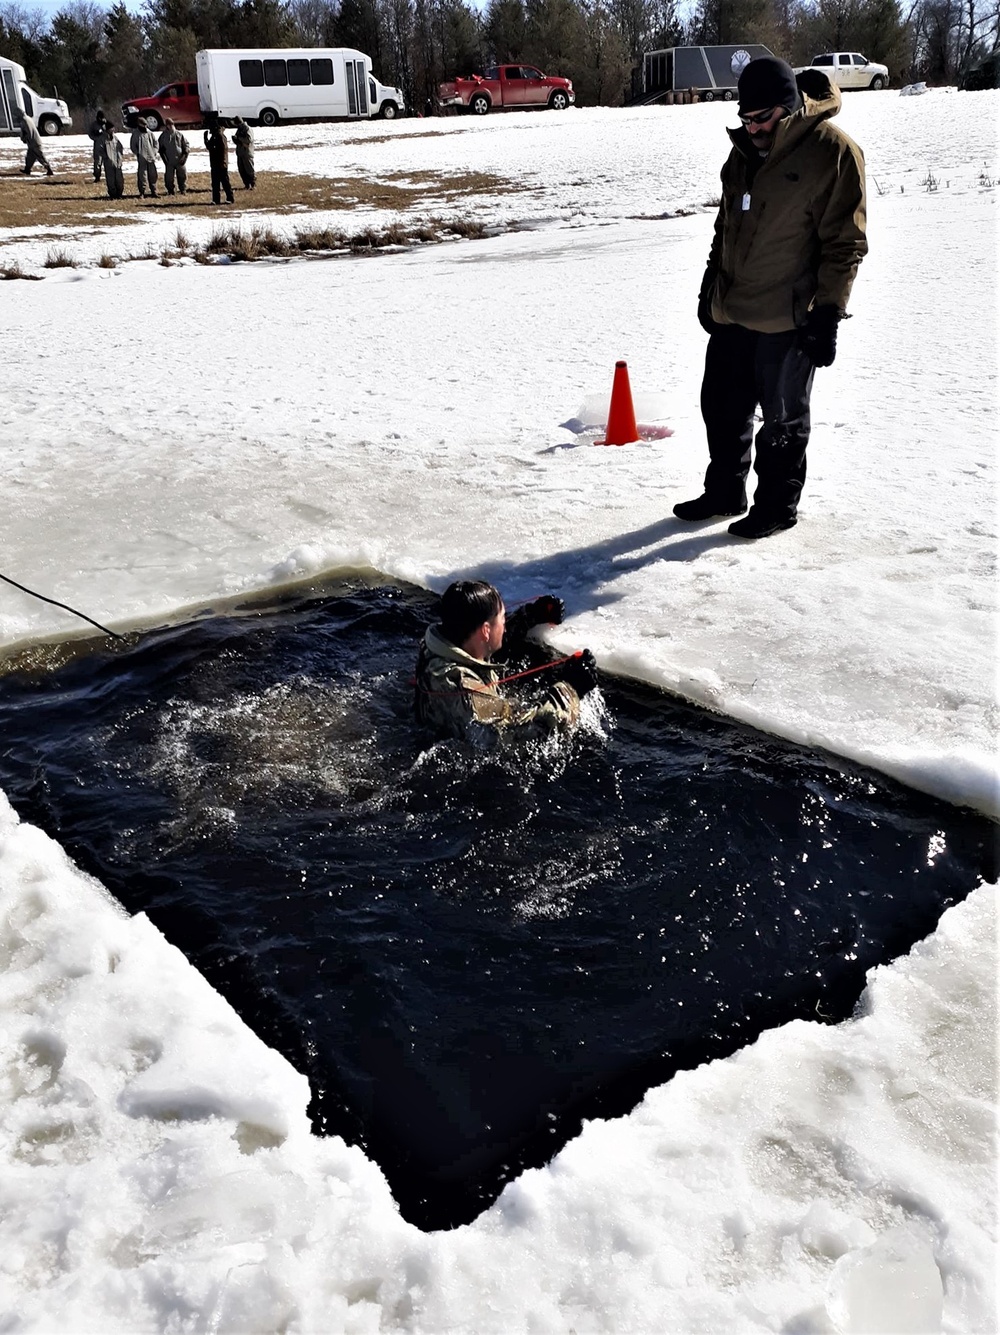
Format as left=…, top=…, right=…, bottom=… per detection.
left=0, top=91, right=997, bottom=1331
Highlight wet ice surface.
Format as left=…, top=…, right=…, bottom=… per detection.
left=0, top=580, right=993, bottom=1229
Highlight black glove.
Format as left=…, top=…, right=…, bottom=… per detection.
left=560, top=649, right=598, bottom=699
left=697, top=273, right=717, bottom=335
left=697, top=289, right=715, bottom=335
left=505, top=595, right=564, bottom=642
left=799, top=304, right=841, bottom=367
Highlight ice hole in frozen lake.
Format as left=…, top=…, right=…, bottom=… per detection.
left=0, top=577, right=994, bottom=1231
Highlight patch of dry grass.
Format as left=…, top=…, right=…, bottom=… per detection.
left=43, top=247, right=77, bottom=268
left=0, top=165, right=523, bottom=235
left=0, top=259, right=43, bottom=280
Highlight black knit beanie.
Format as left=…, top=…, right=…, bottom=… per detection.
left=737, top=57, right=802, bottom=115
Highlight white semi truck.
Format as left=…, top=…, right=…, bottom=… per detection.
left=0, top=55, right=72, bottom=135
left=196, top=47, right=405, bottom=126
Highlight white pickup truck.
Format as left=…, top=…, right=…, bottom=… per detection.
left=795, top=52, right=889, bottom=90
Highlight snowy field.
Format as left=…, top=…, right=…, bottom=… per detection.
left=0, top=90, right=997, bottom=1331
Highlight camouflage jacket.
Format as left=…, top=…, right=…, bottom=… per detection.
left=414, top=625, right=580, bottom=742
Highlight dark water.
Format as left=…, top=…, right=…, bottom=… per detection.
left=0, top=579, right=994, bottom=1231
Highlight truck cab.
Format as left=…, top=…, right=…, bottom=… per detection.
left=122, top=81, right=202, bottom=131
left=796, top=53, right=888, bottom=90
left=0, top=56, right=72, bottom=135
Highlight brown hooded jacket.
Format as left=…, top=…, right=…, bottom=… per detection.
left=704, top=70, right=868, bottom=334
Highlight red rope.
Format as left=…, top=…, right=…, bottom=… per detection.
left=411, top=651, right=582, bottom=696
left=490, top=652, right=581, bottom=687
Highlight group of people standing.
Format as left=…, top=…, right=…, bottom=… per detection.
left=80, top=108, right=256, bottom=203
left=202, top=115, right=256, bottom=203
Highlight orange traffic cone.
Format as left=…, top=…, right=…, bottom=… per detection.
left=596, top=360, right=640, bottom=446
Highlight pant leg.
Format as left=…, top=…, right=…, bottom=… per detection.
left=164, top=162, right=174, bottom=193
left=93, top=144, right=102, bottom=180
left=211, top=164, right=221, bottom=203
left=137, top=161, right=147, bottom=194
left=176, top=162, right=187, bottom=192
left=24, top=147, right=38, bottom=173
left=148, top=160, right=157, bottom=192
left=749, top=331, right=816, bottom=521
left=221, top=167, right=233, bottom=202
left=700, top=323, right=759, bottom=507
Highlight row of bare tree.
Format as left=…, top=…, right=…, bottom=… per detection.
left=1, top=0, right=995, bottom=123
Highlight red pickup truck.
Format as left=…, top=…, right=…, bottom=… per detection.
left=438, top=64, right=575, bottom=115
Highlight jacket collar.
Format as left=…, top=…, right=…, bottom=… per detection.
left=424, top=624, right=495, bottom=672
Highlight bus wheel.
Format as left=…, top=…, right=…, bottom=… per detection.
left=258, top=108, right=280, bottom=127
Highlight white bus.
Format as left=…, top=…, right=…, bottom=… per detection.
left=196, top=48, right=405, bottom=126
left=0, top=55, right=72, bottom=135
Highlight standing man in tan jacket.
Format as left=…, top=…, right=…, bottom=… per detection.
left=674, top=57, right=868, bottom=539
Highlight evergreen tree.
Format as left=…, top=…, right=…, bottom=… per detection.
left=578, top=0, right=630, bottom=101
left=102, top=2, right=149, bottom=105
left=229, top=0, right=296, bottom=45
left=484, top=0, right=528, bottom=61
left=43, top=5, right=106, bottom=109
left=437, top=0, right=482, bottom=75
left=334, top=0, right=383, bottom=61
left=525, top=0, right=585, bottom=68
left=376, top=0, right=415, bottom=97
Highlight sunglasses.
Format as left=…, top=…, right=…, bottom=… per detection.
left=739, top=106, right=779, bottom=127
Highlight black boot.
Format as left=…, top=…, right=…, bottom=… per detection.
left=728, top=509, right=797, bottom=539
left=673, top=494, right=747, bottom=521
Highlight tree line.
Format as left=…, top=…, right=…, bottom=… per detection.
left=1, top=0, right=996, bottom=124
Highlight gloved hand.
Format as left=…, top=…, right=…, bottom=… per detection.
left=560, top=649, right=598, bottom=699
left=505, top=595, right=564, bottom=642
left=799, top=304, right=841, bottom=367
left=697, top=288, right=716, bottom=335
left=697, top=273, right=717, bottom=335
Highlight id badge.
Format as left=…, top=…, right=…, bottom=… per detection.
left=741, top=192, right=751, bottom=212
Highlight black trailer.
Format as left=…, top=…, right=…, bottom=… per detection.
left=642, top=44, right=776, bottom=102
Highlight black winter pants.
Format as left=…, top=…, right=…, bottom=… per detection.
left=210, top=163, right=234, bottom=203
left=700, top=323, right=816, bottom=521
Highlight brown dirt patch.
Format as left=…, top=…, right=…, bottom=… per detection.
left=342, top=128, right=474, bottom=145
left=0, top=164, right=523, bottom=236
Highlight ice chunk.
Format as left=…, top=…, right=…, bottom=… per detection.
left=826, top=1227, right=944, bottom=1333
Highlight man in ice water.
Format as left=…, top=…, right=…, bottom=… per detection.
left=674, top=56, right=867, bottom=539
left=414, top=580, right=598, bottom=741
